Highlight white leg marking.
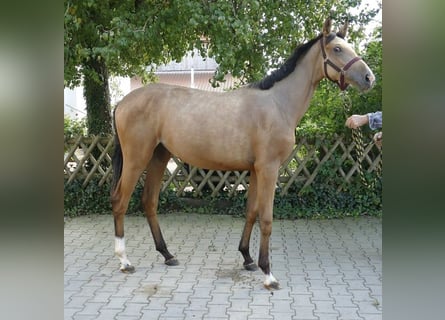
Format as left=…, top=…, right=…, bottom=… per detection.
left=264, top=273, right=278, bottom=287
left=115, top=237, right=131, bottom=269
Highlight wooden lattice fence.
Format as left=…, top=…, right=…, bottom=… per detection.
left=64, top=134, right=382, bottom=196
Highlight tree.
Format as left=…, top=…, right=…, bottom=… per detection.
left=64, top=0, right=379, bottom=135
left=65, top=1, right=199, bottom=134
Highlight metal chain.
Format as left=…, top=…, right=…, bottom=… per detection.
left=340, top=93, right=382, bottom=189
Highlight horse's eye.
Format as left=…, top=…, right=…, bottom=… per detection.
left=334, top=46, right=341, bottom=53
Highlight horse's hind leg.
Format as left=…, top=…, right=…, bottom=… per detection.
left=112, top=135, right=157, bottom=273
left=142, top=144, right=179, bottom=266
left=239, top=170, right=259, bottom=271
left=112, top=164, right=146, bottom=273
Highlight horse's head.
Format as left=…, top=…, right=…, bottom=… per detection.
left=320, top=17, right=375, bottom=92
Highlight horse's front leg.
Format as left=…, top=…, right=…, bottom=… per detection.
left=255, top=163, right=280, bottom=290
left=239, top=170, right=259, bottom=271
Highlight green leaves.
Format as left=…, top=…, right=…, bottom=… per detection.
left=64, top=117, right=86, bottom=142
left=65, top=0, right=380, bottom=86
left=64, top=0, right=381, bottom=134
left=64, top=174, right=381, bottom=218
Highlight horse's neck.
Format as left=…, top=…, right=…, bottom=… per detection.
left=271, top=45, right=324, bottom=128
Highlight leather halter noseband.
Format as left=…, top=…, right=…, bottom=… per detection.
left=320, top=36, right=362, bottom=91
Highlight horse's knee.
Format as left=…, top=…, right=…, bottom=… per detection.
left=142, top=195, right=157, bottom=215
left=259, top=218, right=272, bottom=237
left=246, top=212, right=257, bottom=225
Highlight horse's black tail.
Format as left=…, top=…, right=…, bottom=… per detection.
left=111, top=106, right=123, bottom=194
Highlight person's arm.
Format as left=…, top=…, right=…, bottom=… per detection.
left=345, top=114, right=368, bottom=129
left=367, top=111, right=382, bottom=130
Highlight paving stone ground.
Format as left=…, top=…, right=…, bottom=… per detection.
left=64, top=213, right=382, bottom=320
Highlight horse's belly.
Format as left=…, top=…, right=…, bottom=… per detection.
left=182, top=153, right=252, bottom=171
left=187, top=159, right=249, bottom=171
left=162, top=135, right=253, bottom=171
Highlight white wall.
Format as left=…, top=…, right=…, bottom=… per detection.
left=63, top=76, right=132, bottom=119
left=64, top=86, right=86, bottom=119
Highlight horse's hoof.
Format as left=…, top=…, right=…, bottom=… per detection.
left=243, top=262, right=258, bottom=271
left=263, top=273, right=280, bottom=290
left=120, top=264, right=135, bottom=273
left=165, top=258, right=179, bottom=266
left=264, top=281, right=280, bottom=290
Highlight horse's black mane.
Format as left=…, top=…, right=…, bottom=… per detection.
left=248, top=34, right=324, bottom=90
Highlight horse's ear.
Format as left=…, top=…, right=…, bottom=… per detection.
left=337, top=19, right=349, bottom=39
left=323, top=17, right=333, bottom=36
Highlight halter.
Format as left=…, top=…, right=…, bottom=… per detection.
left=320, top=36, right=362, bottom=91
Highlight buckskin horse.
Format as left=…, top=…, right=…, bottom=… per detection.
left=111, top=17, right=375, bottom=289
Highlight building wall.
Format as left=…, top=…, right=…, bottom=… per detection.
left=64, top=87, right=86, bottom=119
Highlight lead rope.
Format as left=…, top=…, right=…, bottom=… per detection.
left=341, top=93, right=382, bottom=189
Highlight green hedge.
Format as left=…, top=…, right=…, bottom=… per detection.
left=64, top=162, right=381, bottom=219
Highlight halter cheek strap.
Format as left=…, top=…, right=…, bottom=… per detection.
left=320, top=37, right=362, bottom=91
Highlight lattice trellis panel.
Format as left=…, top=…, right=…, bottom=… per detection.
left=165, top=166, right=250, bottom=197
left=64, top=134, right=382, bottom=196
left=276, top=134, right=382, bottom=194
left=64, top=135, right=114, bottom=187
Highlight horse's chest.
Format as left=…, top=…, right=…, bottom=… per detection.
left=254, top=131, right=294, bottom=163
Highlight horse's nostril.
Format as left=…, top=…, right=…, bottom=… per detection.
left=365, top=73, right=375, bottom=85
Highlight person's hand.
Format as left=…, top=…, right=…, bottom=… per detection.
left=345, top=114, right=368, bottom=129
left=373, top=131, right=382, bottom=148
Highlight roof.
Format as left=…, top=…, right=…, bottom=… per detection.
left=131, top=70, right=238, bottom=92
left=130, top=49, right=240, bottom=92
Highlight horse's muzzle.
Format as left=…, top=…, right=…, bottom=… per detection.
left=352, top=66, right=375, bottom=92
left=365, top=72, right=376, bottom=88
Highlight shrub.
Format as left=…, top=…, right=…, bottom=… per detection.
left=64, top=117, right=87, bottom=140
left=64, top=171, right=381, bottom=219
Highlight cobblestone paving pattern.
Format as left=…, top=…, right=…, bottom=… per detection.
left=64, top=213, right=382, bottom=320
